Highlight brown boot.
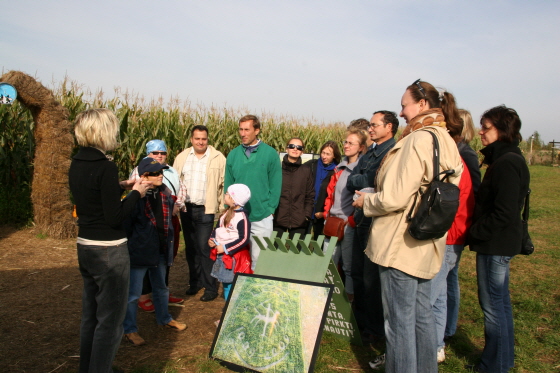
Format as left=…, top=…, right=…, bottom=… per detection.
left=165, top=319, right=187, bottom=331
left=124, top=332, right=146, bottom=346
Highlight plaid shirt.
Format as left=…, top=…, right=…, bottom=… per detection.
left=177, top=147, right=209, bottom=207
left=144, top=189, right=173, bottom=240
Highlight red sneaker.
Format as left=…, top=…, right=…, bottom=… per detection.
left=138, top=299, right=155, bottom=312
left=168, top=295, right=185, bottom=304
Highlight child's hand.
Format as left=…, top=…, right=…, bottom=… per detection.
left=216, top=245, right=225, bottom=254
left=208, top=239, right=216, bottom=248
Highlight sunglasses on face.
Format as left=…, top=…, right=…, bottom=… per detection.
left=145, top=170, right=163, bottom=177
left=287, top=144, right=304, bottom=151
left=412, top=78, right=426, bottom=98
left=151, top=151, right=167, bottom=156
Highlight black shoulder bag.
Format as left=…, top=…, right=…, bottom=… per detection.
left=406, top=130, right=460, bottom=240
left=520, top=189, right=534, bottom=255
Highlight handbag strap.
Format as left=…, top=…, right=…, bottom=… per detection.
left=522, top=189, right=531, bottom=221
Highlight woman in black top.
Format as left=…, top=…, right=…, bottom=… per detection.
left=468, top=105, right=530, bottom=373
left=305, top=140, right=342, bottom=240
left=69, top=108, right=149, bottom=373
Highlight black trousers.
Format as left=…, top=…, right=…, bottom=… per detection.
left=180, top=206, right=217, bottom=295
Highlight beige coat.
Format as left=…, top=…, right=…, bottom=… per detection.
left=363, top=126, right=463, bottom=279
left=173, top=145, right=226, bottom=215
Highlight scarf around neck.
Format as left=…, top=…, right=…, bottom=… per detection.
left=399, top=108, right=448, bottom=141
left=315, top=159, right=336, bottom=200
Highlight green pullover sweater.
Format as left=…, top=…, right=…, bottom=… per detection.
left=224, top=142, right=282, bottom=222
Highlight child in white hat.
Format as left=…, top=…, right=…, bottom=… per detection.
left=208, top=184, right=252, bottom=301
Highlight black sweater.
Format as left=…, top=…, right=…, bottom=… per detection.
left=468, top=141, right=530, bottom=256
left=69, top=147, right=141, bottom=241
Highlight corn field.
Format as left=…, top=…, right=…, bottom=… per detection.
left=0, top=78, right=348, bottom=225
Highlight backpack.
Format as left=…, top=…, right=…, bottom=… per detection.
left=406, top=130, right=460, bottom=240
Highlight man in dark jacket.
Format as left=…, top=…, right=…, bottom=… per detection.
left=347, top=110, right=398, bottom=343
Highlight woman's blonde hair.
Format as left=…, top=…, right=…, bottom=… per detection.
left=74, top=108, right=120, bottom=151
left=346, top=128, right=368, bottom=154
left=458, top=109, right=476, bottom=144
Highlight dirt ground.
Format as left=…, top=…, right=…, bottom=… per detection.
left=0, top=225, right=226, bottom=373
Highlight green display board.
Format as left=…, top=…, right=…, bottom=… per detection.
left=253, top=232, right=362, bottom=345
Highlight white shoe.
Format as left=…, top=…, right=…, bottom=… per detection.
left=437, top=347, right=445, bottom=363
left=368, top=354, right=385, bottom=369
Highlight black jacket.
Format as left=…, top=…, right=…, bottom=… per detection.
left=274, top=155, right=315, bottom=229
left=123, top=186, right=175, bottom=267
left=469, top=141, right=530, bottom=256
left=305, top=158, right=335, bottom=219
left=69, top=147, right=140, bottom=240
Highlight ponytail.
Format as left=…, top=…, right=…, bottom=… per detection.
left=440, top=91, right=463, bottom=142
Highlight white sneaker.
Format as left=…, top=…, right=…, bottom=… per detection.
left=368, top=354, right=385, bottom=369
left=437, top=347, right=445, bottom=363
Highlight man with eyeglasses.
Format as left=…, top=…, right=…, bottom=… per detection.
left=347, top=110, right=399, bottom=345
left=225, top=114, right=282, bottom=270
left=172, top=125, right=226, bottom=302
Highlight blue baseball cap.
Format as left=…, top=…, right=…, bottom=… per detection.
left=146, top=139, right=167, bottom=154
left=138, top=157, right=169, bottom=175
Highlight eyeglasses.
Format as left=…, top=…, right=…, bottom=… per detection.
left=287, top=144, right=304, bottom=151
left=368, top=123, right=384, bottom=129
left=151, top=151, right=167, bottom=156
left=145, top=170, right=163, bottom=177
left=343, top=140, right=359, bottom=146
left=480, top=124, right=494, bottom=133
left=412, top=79, right=426, bottom=98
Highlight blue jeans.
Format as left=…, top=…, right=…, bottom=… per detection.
left=249, top=214, right=273, bottom=270
left=351, top=224, right=384, bottom=337
left=430, top=244, right=463, bottom=349
left=123, top=255, right=172, bottom=333
left=323, top=224, right=355, bottom=294
left=380, top=266, right=438, bottom=373
left=180, top=206, right=217, bottom=294
left=77, top=243, right=130, bottom=373
left=445, top=249, right=463, bottom=338
left=476, top=254, right=515, bottom=373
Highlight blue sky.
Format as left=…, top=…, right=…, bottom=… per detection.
left=2, top=1, right=559, bottom=142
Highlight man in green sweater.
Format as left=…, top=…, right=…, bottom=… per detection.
left=224, top=114, right=282, bottom=270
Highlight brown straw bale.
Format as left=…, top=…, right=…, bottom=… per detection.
left=0, top=71, right=77, bottom=238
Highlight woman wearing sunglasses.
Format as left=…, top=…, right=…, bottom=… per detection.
left=128, top=139, right=185, bottom=311
left=273, top=138, right=315, bottom=239
left=354, top=79, right=463, bottom=372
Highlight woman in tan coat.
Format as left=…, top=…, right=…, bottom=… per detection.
left=354, top=80, right=463, bottom=373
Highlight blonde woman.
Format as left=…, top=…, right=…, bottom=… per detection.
left=69, top=109, right=150, bottom=373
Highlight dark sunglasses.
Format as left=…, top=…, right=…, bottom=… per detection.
left=287, top=144, right=304, bottom=151
left=151, top=151, right=167, bottom=155
left=412, top=78, right=426, bottom=98
left=145, top=170, right=163, bottom=177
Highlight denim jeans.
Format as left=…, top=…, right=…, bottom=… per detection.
left=180, top=206, right=217, bottom=294
left=380, top=266, right=438, bottom=373
left=323, top=224, right=354, bottom=294
left=445, top=249, right=463, bottom=338
left=249, top=214, right=273, bottom=270
left=430, top=244, right=463, bottom=349
left=477, top=254, right=515, bottom=373
left=123, top=255, right=172, bottom=334
left=351, top=224, right=384, bottom=337
left=77, top=242, right=130, bottom=373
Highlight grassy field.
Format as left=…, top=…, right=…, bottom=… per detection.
left=117, top=165, right=559, bottom=372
